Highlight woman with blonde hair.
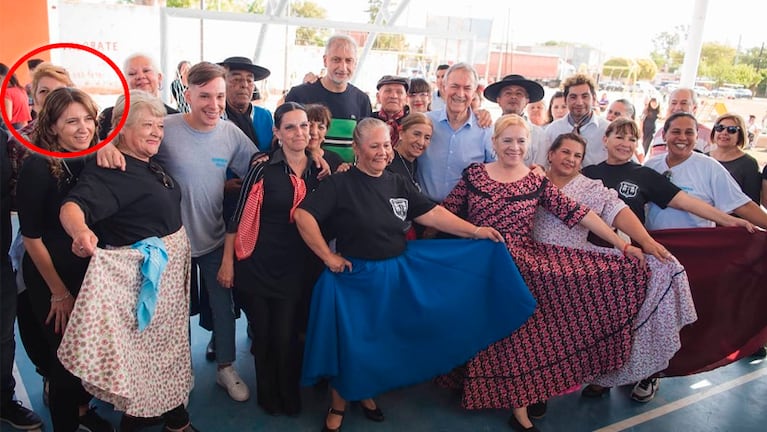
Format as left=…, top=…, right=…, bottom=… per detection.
left=59, top=89, right=197, bottom=432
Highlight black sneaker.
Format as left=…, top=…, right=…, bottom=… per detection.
left=0, top=400, right=43, bottom=430
left=751, top=346, right=767, bottom=358
left=79, top=407, right=115, bottom=432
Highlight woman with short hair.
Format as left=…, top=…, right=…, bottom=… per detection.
left=58, top=89, right=196, bottom=432
left=297, top=117, right=533, bottom=432
left=707, top=112, right=761, bottom=204
left=98, top=53, right=179, bottom=140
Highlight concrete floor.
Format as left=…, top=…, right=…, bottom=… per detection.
left=4, top=315, right=767, bottom=432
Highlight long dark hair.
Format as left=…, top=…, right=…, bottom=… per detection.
left=547, top=91, right=565, bottom=125
left=0, top=63, right=22, bottom=88
left=31, top=87, right=99, bottom=180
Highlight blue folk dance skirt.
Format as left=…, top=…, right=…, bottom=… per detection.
left=301, top=239, right=536, bottom=400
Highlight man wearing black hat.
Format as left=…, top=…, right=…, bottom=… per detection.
left=372, top=75, right=410, bottom=146
left=219, top=56, right=273, bottom=152
left=484, top=74, right=550, bottom=167
left=285, top=34, right=372, bottom=163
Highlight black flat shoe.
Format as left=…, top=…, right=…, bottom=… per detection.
left=361, top=404, right=384, bottom=422
left=527, top=400, right=547, bottom=419
left=581, top=384, right=611, bottom=398
left=120, top=414, right=164, bottom=431
left=321, top=407, right=345, bottom=432
left=508, top=414, right=539, bottom=432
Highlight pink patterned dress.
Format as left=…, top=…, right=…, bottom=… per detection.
left=437, top=164, right=648, bottom=408
left=532, top=175, right=697, bottom=387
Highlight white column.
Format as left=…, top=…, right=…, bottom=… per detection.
left=679, top=0, right=709, bottom=87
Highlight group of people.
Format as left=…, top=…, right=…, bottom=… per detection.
left=1, top=31, right=766, bottom=432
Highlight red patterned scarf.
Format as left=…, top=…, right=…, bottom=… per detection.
left=235, top=174, right=307, bottom=260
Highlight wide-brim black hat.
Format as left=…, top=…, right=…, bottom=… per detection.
left=217, top=56, right=271, bottom=81
left=483, top=74, right=544, bottom=104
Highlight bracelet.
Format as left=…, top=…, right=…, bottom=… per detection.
left=473, top=226, right=481, bottom=238
left=50, top=292, right=72, bottom=303
left=622, top=243, right=631, bottom=255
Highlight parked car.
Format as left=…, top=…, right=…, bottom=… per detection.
left=711, top=88, right=737, bottom=99
left=734, top=88, right=753, bottom=99
left=693, top=86, right=711, bottom=97
left=599, top=80, right=624, bottom=92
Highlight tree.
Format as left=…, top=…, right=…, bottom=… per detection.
left=291, top=1, right=329, bottom=46
left=364, top=0, right=407, bottom=52
left=650, top=26, right=686, bottom=73
left=602, top=57, right=636, bottom=81
left=163, top=0, right=261, bottom=13
left=635, top=58, right=658, bottom=81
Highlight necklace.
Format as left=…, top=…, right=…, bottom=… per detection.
left=396, top=151, right=421, bottom=191
left=61, top=159, right=78, bottom=185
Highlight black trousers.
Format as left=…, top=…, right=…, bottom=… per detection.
left=24, top=267, right=91, bottom=432
left=240, top=293, right=302, bottom=415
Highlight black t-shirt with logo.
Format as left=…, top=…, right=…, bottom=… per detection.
left=299, top=167, right=435, bottom=260
left=582, top=161, right=680, bottom=224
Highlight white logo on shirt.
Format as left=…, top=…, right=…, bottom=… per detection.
left=390, top=198, right=409, bottom=221
left=619, top=181, right=639, bottom=198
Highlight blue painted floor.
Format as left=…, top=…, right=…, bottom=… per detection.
left=4, top=314, right=767, bottom=432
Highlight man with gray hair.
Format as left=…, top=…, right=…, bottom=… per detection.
left=648, top=87, right=712, bottom=158
left=418, top=62, right=495, bottom=203
left=285, top=34, right=372, bottom=162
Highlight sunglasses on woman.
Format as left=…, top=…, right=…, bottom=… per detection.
left=713, top=124, right=741, bottom=134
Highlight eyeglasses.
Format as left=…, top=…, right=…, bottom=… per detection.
left=713, top=124, right=741, bottom=134
left=148, top=160, right=175, bottom=189
left=408, top=92, right=429, bottom=98
left=662, top=170, right=673, bottom=182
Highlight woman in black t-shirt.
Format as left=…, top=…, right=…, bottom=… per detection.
left=16, top=88, right=112, bottom=431
left=582, top=118, right=750, bottom=227
left=59, top=90, right=196, bottom=432
left=707, top=113, right=762, bottom=204
left=296, top=118, right=539, bottom=432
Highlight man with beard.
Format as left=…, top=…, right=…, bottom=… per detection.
left=285, top=34, right=372, bottom=163
left=545, top=74, right=610, bottom=168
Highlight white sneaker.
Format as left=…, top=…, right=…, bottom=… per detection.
left=216, top=366, right=250, bottom=402
left=631, top=378, right=660, bottom=403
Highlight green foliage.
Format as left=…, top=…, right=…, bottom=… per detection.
left=164, top=0, right=261, bottom=13
left=602, top=57, right=635, bottom=79
left=651, top=27, right=686, bottom=73
left=635, top=58, right=658, bottom=81
left=374, top=34, right=407, bottom=52
left=291, top=1, right=329, bottom=46
left=363, top=0, right=407, bottom=51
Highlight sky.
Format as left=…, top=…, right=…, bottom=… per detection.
left=315, top=0, right=766, bottom=58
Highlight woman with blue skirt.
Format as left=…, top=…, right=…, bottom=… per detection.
left=294, top=117, right=538, bottom=432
